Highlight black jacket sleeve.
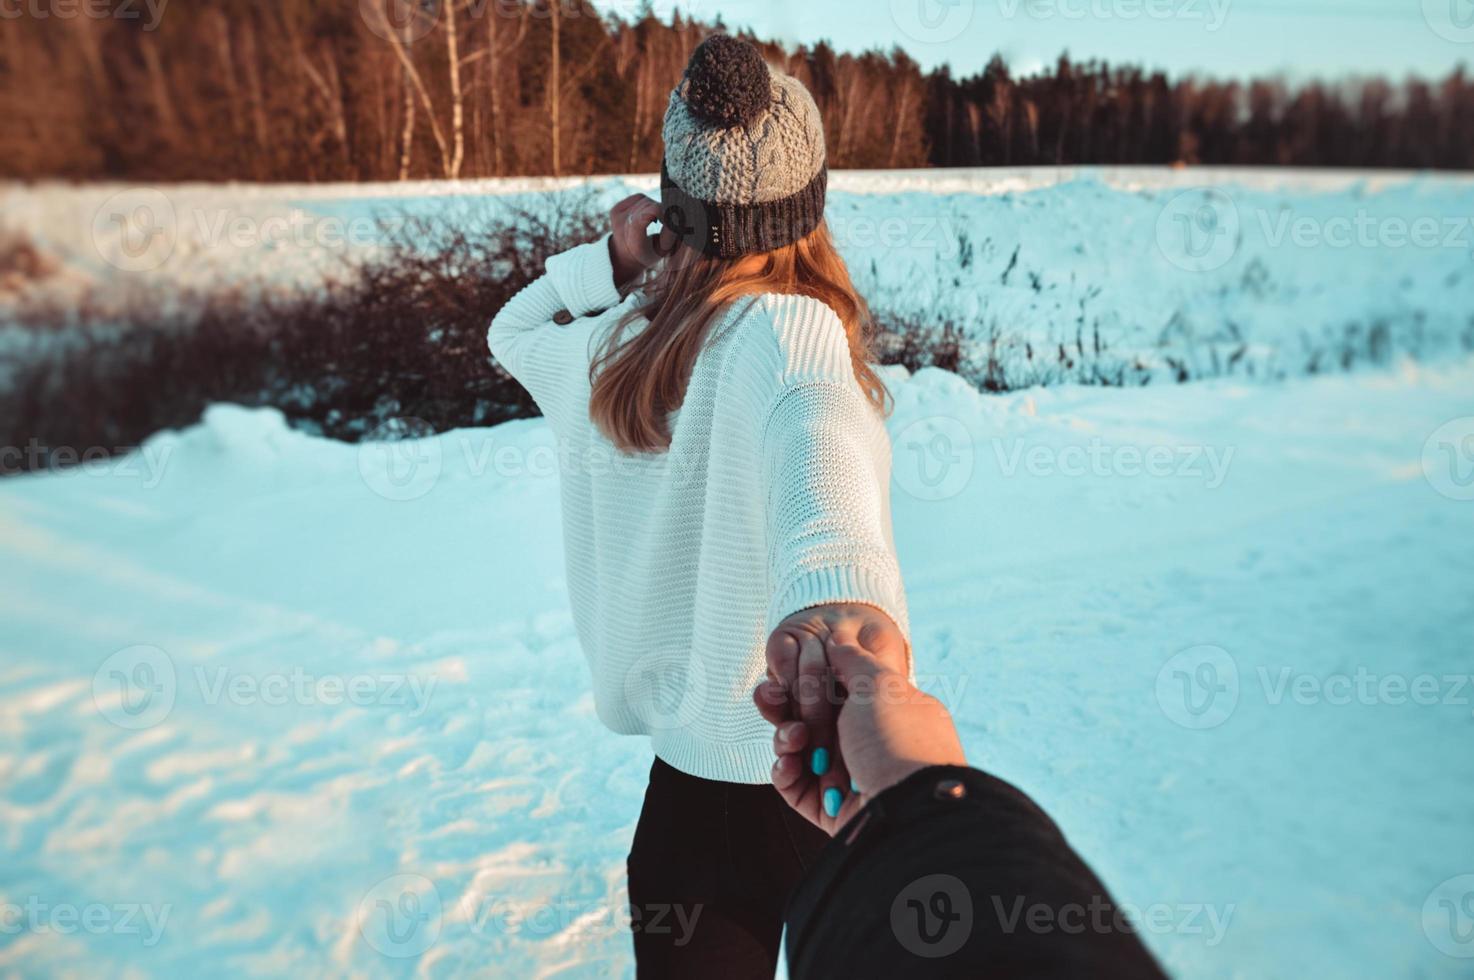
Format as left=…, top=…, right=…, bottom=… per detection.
left=784, top=765, right=1170, bottom=979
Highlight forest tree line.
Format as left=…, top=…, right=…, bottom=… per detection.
left=2, top=0, right=1471, bottom=182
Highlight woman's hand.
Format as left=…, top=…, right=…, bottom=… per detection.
left=755, top=603, right=909, bottom=832
left=608, top=194, right=676, bottom=289
left=760, top=672, right=965, bottom=837
left=755, top=618, right=962, bottom=836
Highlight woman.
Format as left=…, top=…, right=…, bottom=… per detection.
left=488, top=34, right=910, bottom=977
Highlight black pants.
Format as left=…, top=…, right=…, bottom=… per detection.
left=626, top=757, right=830, bottom=978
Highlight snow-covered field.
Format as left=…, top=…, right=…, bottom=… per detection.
left=3, top=169, right=1474, bottom=978
left=3, top=357, right=1474, bottom=977
left=5, top=167, right=1474, bottom=381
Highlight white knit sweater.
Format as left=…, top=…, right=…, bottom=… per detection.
left=487, top=236, right=909, bottom=784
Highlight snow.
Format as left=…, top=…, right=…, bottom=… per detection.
left=3, top=167, right=1474, bottom=974
left=5, top=167, right=1473, bottom=381
left=4, top=353, right=1474, bottom=977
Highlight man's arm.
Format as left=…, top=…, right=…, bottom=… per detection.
left=757, top=642, right=1168, bottom=979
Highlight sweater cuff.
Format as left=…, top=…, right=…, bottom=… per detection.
left=768, top=564, right=912, bottom=659
left=544, top=234, right=624, bottom=316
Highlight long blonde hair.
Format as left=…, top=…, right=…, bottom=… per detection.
left=589, top=222, right=890, bottom=453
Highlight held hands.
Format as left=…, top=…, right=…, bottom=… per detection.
left=608, top=194, right=678, bottom=289
left=754, top=604, right=965, bottom=835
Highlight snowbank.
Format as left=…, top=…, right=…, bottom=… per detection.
left=3, top=360, right=1473, bottom=976
left=4, top=168, right=1472, bottom=380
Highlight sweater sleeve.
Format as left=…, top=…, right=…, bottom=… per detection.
left=760, top=304, right=910, bottom=646
left=486, top=234, right=625, bottom=426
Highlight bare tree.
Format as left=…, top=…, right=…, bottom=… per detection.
left=367, top=1, right=453, bottom=178
left=549, top=0, right=562, bottom=176
left=139, top=37, right=182, bottom=144
left=476, top=1, right=529, bottom=175
left=399, top=69, right=418, bottom=180
left=445, top=0, right=465, bottom=179
left=889, top=80, right=913, bottom=168
left=294, top=38, right=350, bottom=172
left=4, top=2, right=1471, bottom=181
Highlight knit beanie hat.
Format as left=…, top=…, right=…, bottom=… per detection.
left=660, top=34, right=828, bottom=260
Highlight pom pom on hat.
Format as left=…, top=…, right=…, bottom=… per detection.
left=682, top=34, right=771, bottom=129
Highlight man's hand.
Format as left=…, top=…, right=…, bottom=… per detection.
left=608, top=194, right=676, bottom=289
left=755, top=632, right=965, bottom=835
left=756, top=603, right=909, bottom=832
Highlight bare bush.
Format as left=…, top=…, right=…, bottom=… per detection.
left=0, top=226, right=58, bottom=296
left=1, top=196, right=1465, bottom=475
left=0, top=193, right=604, bottom=470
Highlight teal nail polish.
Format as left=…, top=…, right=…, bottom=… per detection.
left=850, top=778, right=860, bottom=794
left=810, top=747, right=830, bottom=776
left=823, top=787, right=843, bottom=819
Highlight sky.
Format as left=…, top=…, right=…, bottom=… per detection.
left=593, top=0, right=1471, bottom=81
